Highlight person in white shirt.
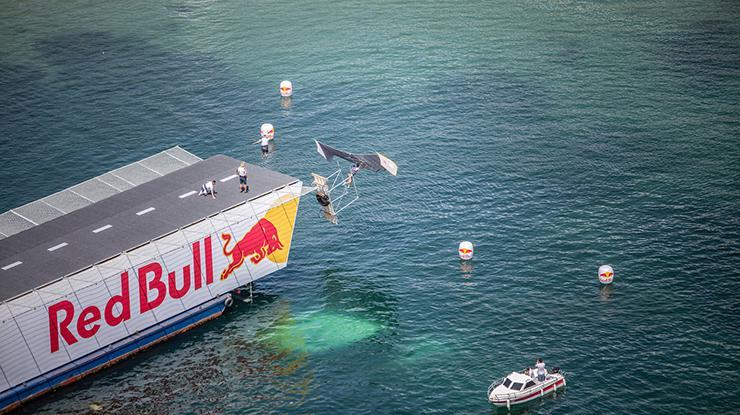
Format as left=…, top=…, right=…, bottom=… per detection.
left=261, top=135, right=270, bottom=157
left=237, top=162, right=248, bottom=193
left=535, top=358, right=546, bottom=382
left=199, top=180, right=216, bottom=199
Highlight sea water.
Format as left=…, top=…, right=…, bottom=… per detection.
left=1, top=1, right=738, bottom=413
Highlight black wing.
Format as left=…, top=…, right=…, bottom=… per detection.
left=314, top=140, right=397, bottom=175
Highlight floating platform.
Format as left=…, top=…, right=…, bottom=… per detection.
left=0, top=147, right=302, bottom=413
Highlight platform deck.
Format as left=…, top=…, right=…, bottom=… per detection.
left=0, top=152, right=298, bottom=302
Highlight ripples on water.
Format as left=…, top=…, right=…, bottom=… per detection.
left=1, top=1, right=739, bottom=414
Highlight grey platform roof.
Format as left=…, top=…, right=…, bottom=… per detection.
left=0, top=150, right=299, bottom=302
left=0, top=146, right=201, bottom=240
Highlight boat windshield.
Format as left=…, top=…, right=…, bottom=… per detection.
left=511, top=382, right=523, bottom=391
left=503, top=378, right=512, bottom=388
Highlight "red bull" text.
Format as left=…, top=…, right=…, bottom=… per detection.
left=47, top=236, right=214, bottom=353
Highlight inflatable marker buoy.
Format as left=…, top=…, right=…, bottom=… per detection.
left=459, top=241, right=474, bottom=260
left=260, top=123, right=275, bottom=139
left=598, top=265, right=614, bottom=284
left=279, top=80, right=292, bottom=97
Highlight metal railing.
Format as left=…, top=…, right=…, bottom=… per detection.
left=487, top=377, right=505, bottom=399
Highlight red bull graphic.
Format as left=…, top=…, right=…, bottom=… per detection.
left=598, top=265, right=614, bottom=284
left=220, top=218, right=284, bottom=280
left=458, top=241, right=474, bottom=260
left=279, top=80, right=293, bottom=97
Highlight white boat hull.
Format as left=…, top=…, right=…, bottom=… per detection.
left=488, top=373, right=566, bottom=407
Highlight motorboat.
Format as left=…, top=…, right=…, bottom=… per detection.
left=487, top=367, right=566, bottom=409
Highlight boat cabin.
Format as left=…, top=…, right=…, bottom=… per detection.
left=500, top=372, right=538, bottom=392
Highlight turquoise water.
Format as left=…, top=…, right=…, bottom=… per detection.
left=2, top=1, right=739, bottom=413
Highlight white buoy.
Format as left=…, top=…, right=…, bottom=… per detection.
left=260, top=123, right=274, bottom=139
left=598, top=265, right=614, bottom=284
left=458, top=241, right=474, bottom=260
left=279, top=80, right=293, bottom=97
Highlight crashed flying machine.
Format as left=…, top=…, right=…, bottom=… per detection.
left=311, top=140, right=398, bottom=224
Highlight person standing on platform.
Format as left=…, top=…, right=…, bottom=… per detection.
left=237, top=162, right=248, bottom=193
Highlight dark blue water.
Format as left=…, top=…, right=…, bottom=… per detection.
left=1, top=1, right=739, bottom=413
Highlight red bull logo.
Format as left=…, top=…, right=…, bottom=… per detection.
left=458, top=241, right=474, bottom=260
left=279, top=80, right=292, bottom=97
left=260, top=123, right=275, bottom=139
left=598, top=265, right=615, bottom=284
left=220, top=218, right=284, bottom=280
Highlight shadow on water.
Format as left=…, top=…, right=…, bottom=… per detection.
left=460, top=259, right=474, bottom=278
left=598, top=283, right=615, bottom=302
left=280, top=96, right=293, bottom=109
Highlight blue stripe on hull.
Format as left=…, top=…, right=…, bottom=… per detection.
left=0, top=297, right=226, bottom=414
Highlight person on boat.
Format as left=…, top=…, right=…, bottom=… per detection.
left=535, top=358, right=546, bottom=382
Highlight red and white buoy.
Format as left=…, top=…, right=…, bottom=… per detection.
left=279, top=80, right=293, bottom=97
left=458, top=241, right=474, bottom=260
left=260, top=123, right=275, bottom=139
left=598, top=265, right=614, bottom=284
